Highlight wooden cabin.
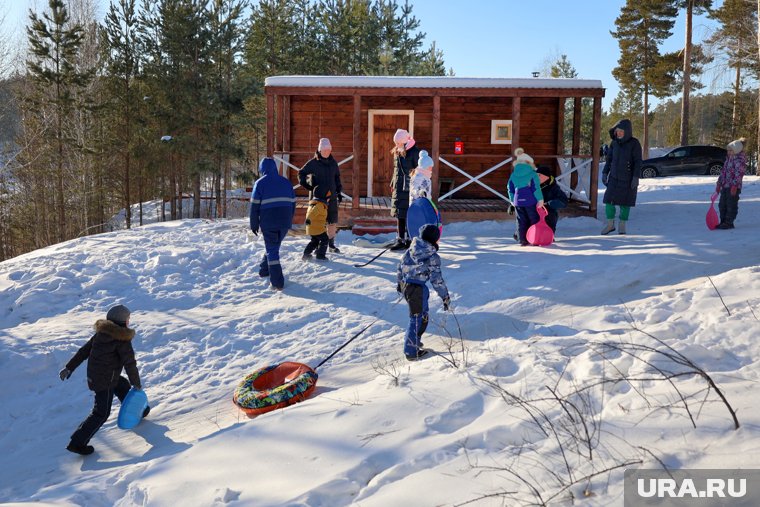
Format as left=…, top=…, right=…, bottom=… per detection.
left=264, top=76, right=605, bottom=225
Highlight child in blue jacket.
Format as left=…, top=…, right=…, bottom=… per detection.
left=507, top=148, right=544, bottom=246
left=250, top=158, right=296, bottom=290
left=396, top=224, right=450, bottom=361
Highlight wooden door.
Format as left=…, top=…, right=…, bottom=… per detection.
left=372, top=114, right=409, bottom=196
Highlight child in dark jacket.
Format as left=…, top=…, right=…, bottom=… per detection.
left=507, top=148, right=544, bottom=246
left=59, top=305, right=146, bottom=455
left=250, top=157, right=296, bottom=290
left=396, top=224, right=450, bottom=361
left=536, top=166, right=569, bottom=233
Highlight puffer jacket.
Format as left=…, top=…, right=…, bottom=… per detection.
left=396, top=237, right=449, bottom=300
left=249, top=158, right=296, bottom=232
left=603, top=118, right=642, bottom=207
left=717, top=151, right=746, bottom=190
left=507, top=163, right=543, bottom=206
left=65, top=319, right=141, bottom=392
left=299, top=152, right=342, bottom=202
left=391, top=144, right=420, bottom=218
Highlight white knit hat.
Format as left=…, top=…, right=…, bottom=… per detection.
left=317, top=138, right=332, bottom=151
left=514, top=147, right=534, bottom=165
left=727, top=138, right=745, bottom=154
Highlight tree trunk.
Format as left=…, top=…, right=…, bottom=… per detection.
left=732, top=65, right=741, bottom=138
left=643, top=86, right=650, bottom=160
left=680, top=0, right=693, bottom=146
left=193, top=172, right=201, bottom=219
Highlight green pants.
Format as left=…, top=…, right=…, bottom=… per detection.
left=605, top=203, right=630, bottom=221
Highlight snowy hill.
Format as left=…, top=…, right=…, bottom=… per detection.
left=1, top=175, right=759, bottom=506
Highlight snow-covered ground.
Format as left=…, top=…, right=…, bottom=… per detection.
left=1, top=175, right=759, bottom=506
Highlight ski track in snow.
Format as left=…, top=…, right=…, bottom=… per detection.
left=1, top=175, right=760, bottom=506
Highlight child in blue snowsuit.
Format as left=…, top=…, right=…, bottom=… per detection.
left=507, top=148, right=544, bottom=246
left=250, top=158, right=296, bottom=290
left=396, top=224, right=450, bottom=361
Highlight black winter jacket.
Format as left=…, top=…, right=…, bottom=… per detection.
left=299, top=153, right=342, bottom=203
left=391, top=145, right=420, bottom=219
left=603, top=119, right=642, bottom=207
left=66, top=320, right=141, bottom=392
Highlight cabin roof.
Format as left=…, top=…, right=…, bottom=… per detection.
left=265, top=75, right=604, bottom=90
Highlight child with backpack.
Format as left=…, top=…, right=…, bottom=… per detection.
left=396, top=224, right=451, bottom=361
left=507, top=148, right=544, bottom=246
left=59, top=305, right=147, bottom=455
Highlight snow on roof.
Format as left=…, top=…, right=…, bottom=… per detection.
left=265, top=75, right=604, bottom=89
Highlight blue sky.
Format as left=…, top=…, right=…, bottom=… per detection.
left=4, top=0, right=725, bottom=111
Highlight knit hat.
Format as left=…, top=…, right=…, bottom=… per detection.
left=727, top=138, right=745, bottom=154
left=393, top=129, right=410, bottom=144
left=536, top=166, right=552, bottom=177
left=317, top=138, right=332, bottom=151
left=420, top=223, right=440, bottom=247
left=514, top=147, right=534, bottom=166
left=106, top=305, right=131, bottom=326
left=418, top=150, right=434, bottom=170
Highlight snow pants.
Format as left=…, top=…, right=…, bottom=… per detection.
left=259, top=227, right=290, bottom=289
left=304, top=232, right=329, bottom=259
left=515, top=205, right=540, bottom=244
left=403, top=281, right=429, bottom=357
left=719, top=188, right=741, bottom=225
left=70, top=376, right=130, bottom=446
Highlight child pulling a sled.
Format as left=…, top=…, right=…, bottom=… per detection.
left=59, top=305, right=148, bottom=455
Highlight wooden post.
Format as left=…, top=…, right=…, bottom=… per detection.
left=571, top=97, right=582, bottom=188
left=266, top=93, right=274, bottom=157
left=431, top=94, right=441, bottom=200
left=590, top=96, right=602, bottom=217
left=283, top=96, right=291, bottom=153
left=512, top=97, right=521, bottom=151
left=352, top=94, right=362, bottom=210
left=556, top=97, right=565, bottom=174
left=276, top=95, right=284, bottom=153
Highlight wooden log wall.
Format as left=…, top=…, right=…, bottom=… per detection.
left=286, top=94, right=560, bottom=199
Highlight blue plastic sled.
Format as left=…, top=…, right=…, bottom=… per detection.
left=117, top=388, right=149, bottom=430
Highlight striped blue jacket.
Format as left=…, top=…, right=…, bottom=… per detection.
left=249, top=158, right=296, bottom=232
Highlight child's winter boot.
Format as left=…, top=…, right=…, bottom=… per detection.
left=328, top=237, right=341, bottom=253
left=600, top=219, right=616, bottom=235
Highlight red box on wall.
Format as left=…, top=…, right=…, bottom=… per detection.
left=454, top=138, right=464, bottom=155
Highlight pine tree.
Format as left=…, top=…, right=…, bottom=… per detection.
left=611, top=0, right=678, bottom=158
left=675, top=0, right=712, bottom=146
left=26, top=0, right=93, bottom=242
left=707, top=0, right=758, bottom=140
left=103, top=0, right=140, bottom=229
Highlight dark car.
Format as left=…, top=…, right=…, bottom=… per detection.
left=640, top=145, right=726, bottom=178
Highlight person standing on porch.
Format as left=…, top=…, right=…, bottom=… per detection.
left=601, top=119, right=642, bottom=235
left=299, top=138, right=343, bottom=253
left=390, top=128, right=420, bottom=251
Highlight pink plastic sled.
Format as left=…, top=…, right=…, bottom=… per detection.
left=706, top=192, right=720, bottom=230
left=527, top=205, right=554, bottom=246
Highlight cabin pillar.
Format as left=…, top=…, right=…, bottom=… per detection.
left=571, top=97, right=582, bottom=189
left=512, top=97, right=521, bottom=150
left=266, top=93, right=274, bottom=157
left=590, top=96, right=602, bottom=217
left=352, top=95, right=362, bottom=210
left=431, top=94, right=441, bottom=200
left=556, top=97, right=565, bottom=174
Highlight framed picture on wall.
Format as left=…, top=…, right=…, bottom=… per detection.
left=491, top=120, right=513, bottom=144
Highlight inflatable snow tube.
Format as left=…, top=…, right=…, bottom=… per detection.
left=233, top=362, right=318, bottom=417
